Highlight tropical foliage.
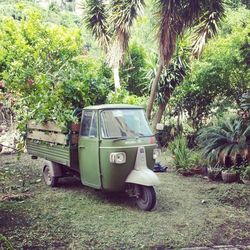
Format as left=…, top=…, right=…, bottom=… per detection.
left=169, top=134, right=205, bottom=171
left=168, top=135, right=192, bottom=170
left=197, top=118, right=250, bottom=166
left=0, top=7, right=112, bottom=130
left=168, top=7, right=250, bottom=130
left=241, top=165, right=250, bottom=180
left=120, top=43, right=148, bottom=96
left=107, top=88, right=146, bottom=106
left=0, top=0, right=249, bottom=139
left=146, top=0, right=225, bottom=125
left=84, top=0, right=145, bottom=89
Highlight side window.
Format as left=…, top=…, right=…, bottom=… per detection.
left=80, top=111, right=93, bottom=136
left=80, top=111, right=97, bottom=137
left=89, top=112, right=97, bottom=137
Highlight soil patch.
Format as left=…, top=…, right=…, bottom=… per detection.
left=212, top=220, right=250, bottom=246
left=0, top=208, right=30, bottom=231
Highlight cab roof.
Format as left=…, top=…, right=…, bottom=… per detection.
left=83, top=104, right=144, bottom=110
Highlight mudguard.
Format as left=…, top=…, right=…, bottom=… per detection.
left=125, top=146, right=160, bottom=186
left=125, top=168, right=160, bottom=186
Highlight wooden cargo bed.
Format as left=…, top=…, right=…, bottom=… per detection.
left=26, top=120, right=79, bottom=170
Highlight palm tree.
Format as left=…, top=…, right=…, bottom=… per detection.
left=84, top=0, right=110, bottom=51
left=197, top=118, right=250, bottom=166
left=146, top=0, right=225, bottom=126
left=84, top=0, right=145, bottom=91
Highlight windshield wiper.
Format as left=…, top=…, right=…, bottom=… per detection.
left=136, top=133, right=154, bottom=138
left=112, top=136, right=128, bottom=141
left=112, top=134, right=154, bottom=141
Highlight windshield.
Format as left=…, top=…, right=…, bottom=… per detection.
left=101, top=109, right=153, bottom=139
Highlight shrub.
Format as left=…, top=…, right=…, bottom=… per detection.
left=120, top=43, right=148, bottom=96
left=168, top=135, right=192, bottom=170
left=107, top=88, right=147, bottom=107
left=189, top=150, right=206, bottom=168
left=197, top=117, right=250, bottom=166
left=241, top=165, right=250, bottom=180
left=0, top=8, right=112, bottom=131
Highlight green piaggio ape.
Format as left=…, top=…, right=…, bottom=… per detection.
left=26, top=104, right=161, bottom=211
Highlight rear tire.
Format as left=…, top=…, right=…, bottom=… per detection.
left=135, top=185, right=156, bottom=211
left=43, top=165, right=58, bottom=187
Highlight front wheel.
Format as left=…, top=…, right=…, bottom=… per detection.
left=135, top=185, right=156, bottom=211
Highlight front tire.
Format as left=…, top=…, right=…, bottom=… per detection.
left=43, top=165, right=58, bottom=187
left=135, top=185, right=156, bottom=211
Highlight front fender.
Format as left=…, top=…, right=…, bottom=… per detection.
left=125, top=168, right=160, bottom=186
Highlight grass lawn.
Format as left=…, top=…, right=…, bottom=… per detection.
left=0, top=153, right=250, bottom=249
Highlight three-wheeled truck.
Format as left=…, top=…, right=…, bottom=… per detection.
left=26, top=104, right=161, bottom=211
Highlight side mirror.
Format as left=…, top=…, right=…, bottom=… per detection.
left=156, top=123, right=164, bottom=131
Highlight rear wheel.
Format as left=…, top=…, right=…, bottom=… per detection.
left=135, top=185, right=156, bottom=211
left=43, top=165, right=58, bottom=187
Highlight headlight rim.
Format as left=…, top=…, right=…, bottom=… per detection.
left=110, top=152, right=127, bottom=164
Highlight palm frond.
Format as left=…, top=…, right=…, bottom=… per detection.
left=108, top=0, right=145, bottom=67
left=156, top=0, right=182, bottom=65
left=156, top=0, right=209, bottom=65
left=192, top=0, right=225, bottom=58
left=84, top=0, right=110, bottom=51
left=198, top=117, right=249, bottom=166
left=156, top=0, right=224, bottom=64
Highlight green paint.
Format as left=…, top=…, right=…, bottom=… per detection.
left=27, top=105, right=157, bottom=192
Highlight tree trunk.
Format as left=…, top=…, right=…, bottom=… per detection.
left=113, top=65, right=121, bottom=91
left=152, top=102, right=167, bottom=131
left=146, top=64, right=163, bottom=120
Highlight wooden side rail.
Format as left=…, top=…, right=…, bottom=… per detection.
left=27, top=120, right=80, bottom=145
left=27, top=130, right=67, bottom=145
left=27, top=120, right=63, bottom=132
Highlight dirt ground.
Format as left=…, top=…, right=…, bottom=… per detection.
left=0, top=153, right=250, bottom=249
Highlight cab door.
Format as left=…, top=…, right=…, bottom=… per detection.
left=78, top=110, right=101, bottom=189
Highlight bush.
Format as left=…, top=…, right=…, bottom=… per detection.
left=189, top=151, right=206, bottom=168
left=0, top=8, right=112, bottom=131
left=241, top=165, right=250, bottom=180
left=168, top=135, right=192, bottom=170
left=197, top=117, right=250, bottom=166
left=107, top=88, right=147, bottom=107
left=120, top=43, right=148, bottom=96
left=169, top=8, right=250, bottom=130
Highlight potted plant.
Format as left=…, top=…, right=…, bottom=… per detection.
left=241, top=166, right=250, bottom=185
left=177, top=167, right=194, bottom=176
left=208, top=166, right=222, bottom=181
left=189, top=151, right=207, bottom=175
left=197, top=117, right=250, bottom=167
left=221, top=167, right=240, bottom=183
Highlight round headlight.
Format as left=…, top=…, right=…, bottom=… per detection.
left=110, top=152, right=126, bottom=164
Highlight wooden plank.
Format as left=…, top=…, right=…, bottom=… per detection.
left=27, top=131, right=67, bottom=145
left=27, top=120, right=64, bottom=133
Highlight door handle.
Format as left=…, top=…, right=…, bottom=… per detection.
left=79, top=146, right=85, bottom=149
